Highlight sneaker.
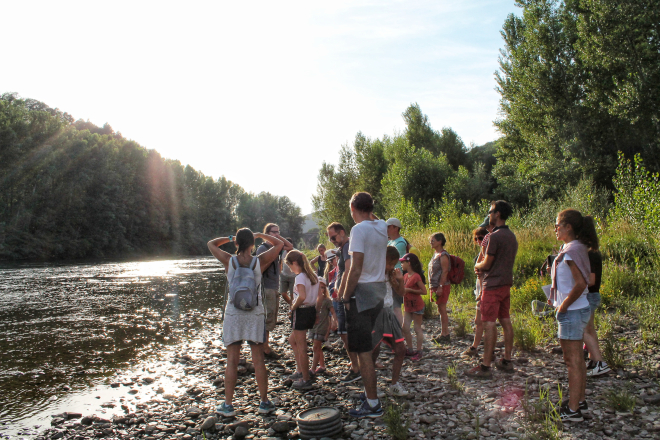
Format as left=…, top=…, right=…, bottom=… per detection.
left=462, top=346, right=478, bottom=357
left=586, top=361, right=611, bottom=377
left=390, top=382, right=409, bottom=397
left=258, top=400, right=276, bottom=414
left=348, top=399, right=384, bottom=418
left=495, top=358, right=514, bottom=373
left=579, top=400, right=588, bottom=412
left=341, top=370, right=362, bottom=384
left=216, top=402, right=236, bottom=417
left=358, top=390, right=385, bottom=400
left=410, top=351, right=423, bottom=362
left=586, top=359, right=597, bottom=369
left=405, top=349, right=415, bottom=357
left=288, top=371, right=302, bottom=381
left=559, top=404, right=584, bottom=422
left=292, top=379, right=314, bottom=390
left=465, top=364, right=492, bottom=379
left=314, top=367, right=327, bottom=375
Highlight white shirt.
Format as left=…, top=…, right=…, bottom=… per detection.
left=294, top=273, right=319, bottom=307
left=554, top=254, right=589, bottom=310
left=349, top=219, right=388, bottom=283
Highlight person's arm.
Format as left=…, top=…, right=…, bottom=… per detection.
left=588, top=273, right=596, bottom=287
left=291, top=283, right=306, bottom=310
left=336, top=256, right=352, bottom=299
left=256, top=233, right=283, bottom=273
left=439, top=254, right=450, bottom=285
left=474, top=254, right=495, bottom=272
left=207, top=237, right=234, bottom=267
left=341, top=252, right=363, bottom=310
left=557, top=261, right=588, bottom=313
left=282, top=289, right=292, bottom=305
left=329, top=306, right=339, bottom=331
left=391, top=269, right=405, bottom=298
left=275, top=234, right=294, bottom=251
left=310, top=255, right=320, bottom=269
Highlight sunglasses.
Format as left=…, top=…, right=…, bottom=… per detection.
left=474, top=236, right=485, bottom=241
left=329, top=234, right=338, bottom=242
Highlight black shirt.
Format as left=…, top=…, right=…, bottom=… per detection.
left=588, top=250, right=602, bottom=293
left=336, top=240, right=351, bottom=292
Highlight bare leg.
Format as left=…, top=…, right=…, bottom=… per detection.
left=471, top=308, right=484, bottom=349
left=263, top=330, right=271, bottom=354
left=357, top=351, right=378, bottom=399
left=500, top=318, right=513, bottom=361
left=224, top=344, right=241, bottom=405
left=250, top=344, right=268, bottom=401
left=393, top=305, right=403, bottom=327
left=294, top=330, right=310, bottom=381
left=413, top=314, right=424, bottom=351
left=561, top=339, right=586, bottom=410
left=312, top=339, right=324, bottom=370
left=482, top=321, right=497, bottom=367
left=402, top=312, right=413, bottom=350
left=583, top=311, right=603, bottom=362
left=340, top=334, right=359, bottom=372
left=371, top=342, right=381, bottom=364
left=438, top=303, right=449, bottom=336
left=392, top=341, right=406, bottom=384
left=288, top=332, right=301, bottom=374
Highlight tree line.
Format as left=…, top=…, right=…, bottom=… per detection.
left=0, top=93, right=303, bottom=260
left=313, top=0, right=660, bottom=228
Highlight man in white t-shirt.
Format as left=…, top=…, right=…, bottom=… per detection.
left=340, top=192, right=388, bottom=418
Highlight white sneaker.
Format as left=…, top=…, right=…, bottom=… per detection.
left=390, top=382, right=409, bottom=397
left=587, top=361, right=611, bottom=377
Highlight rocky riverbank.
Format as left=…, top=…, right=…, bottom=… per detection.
left=36, top=302, right=660, bottom=440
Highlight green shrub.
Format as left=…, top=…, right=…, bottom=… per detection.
left=383, top=399, right=410, bottom=440
left=452, top=306, right=471, bottom=338
left=512, top=312, right=544, bottom=351
left=605, top=384, right=636, bottom=412
left=510, top=277, right=548, bottom=313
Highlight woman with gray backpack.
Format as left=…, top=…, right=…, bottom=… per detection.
left=207, top=228, right=283, bottom=418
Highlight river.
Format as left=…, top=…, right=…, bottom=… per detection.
left=0, top=257, right=226, bottom=437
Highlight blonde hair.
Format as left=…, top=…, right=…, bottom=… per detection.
left=318, top=280, right=329, bottom=299
left=285, top=250, right=318, bottom=285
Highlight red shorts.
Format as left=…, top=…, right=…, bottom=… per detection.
left=435, top=284, right=451, bottom=305
left=480, top=285, right=511, bottom=322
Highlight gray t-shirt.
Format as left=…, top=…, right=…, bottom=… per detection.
left=257, top=243, right=280, bottom=290
left=482, top=226, right=518, bottom=290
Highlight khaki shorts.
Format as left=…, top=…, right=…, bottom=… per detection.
left=263, top=288, right=280, bottom=331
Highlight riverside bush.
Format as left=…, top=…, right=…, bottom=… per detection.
left=510, top=277, right=547, bottom=314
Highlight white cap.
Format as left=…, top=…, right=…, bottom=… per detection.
left=318, top=277, right=327, bottom=285
left=386, top=218, right=402, bottom=228
left=325, top=249, right=338, bottom=260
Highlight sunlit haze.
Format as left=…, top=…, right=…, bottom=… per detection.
left=1, top=0, right=519, bottom=213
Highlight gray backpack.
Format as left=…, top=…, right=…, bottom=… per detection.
left=229, top=256, right=259, bottom=311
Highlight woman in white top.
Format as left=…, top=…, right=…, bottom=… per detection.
left=550, top=209, right=598, bottom=422
left=284, top=250, right=319, bottom=390
left=207, top=229, right=283, bottom=418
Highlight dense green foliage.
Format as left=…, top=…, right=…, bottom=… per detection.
left=494, top=0, right=660, bottom=205
left=0, top=93, right=303, bottom=260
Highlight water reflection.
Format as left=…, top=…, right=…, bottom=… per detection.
left=0, top=257, right=225, bottom=433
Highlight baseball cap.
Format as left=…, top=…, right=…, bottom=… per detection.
left=318, top=277, right=327, bottom=285
left=398, top=252, right=415, bottom=262
left=478, top=215, right=490, bottom=228
left=325, top=249, right=338, bottom=260
left=386, top=218, right=402, bottom=228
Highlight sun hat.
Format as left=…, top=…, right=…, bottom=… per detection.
left=386, top=218, right=403, bottom=228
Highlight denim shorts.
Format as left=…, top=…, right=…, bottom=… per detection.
left=587, top=292, right=601, bottom=314
left=332, top=300, right=347, bottom=335
left=556, top=306, right=590, bottom=340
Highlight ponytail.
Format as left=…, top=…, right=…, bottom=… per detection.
left=558, top=209, right=599, bottom=251
left=285, top=250, right=318, bottom=285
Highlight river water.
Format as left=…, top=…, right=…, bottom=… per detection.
left=0, top=257, right=225, bottom=437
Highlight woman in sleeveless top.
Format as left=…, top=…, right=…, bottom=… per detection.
left=208, top=228, right=283, bottom=418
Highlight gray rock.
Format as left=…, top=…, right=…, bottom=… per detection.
left=233, top=425, right=248, bottom=439
left=271, top=421, right=290, bottom=433
left=200, top=416, right=217, bottom=431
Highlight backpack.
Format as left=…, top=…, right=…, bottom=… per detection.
left=229, top=256, right=259, bottom=311
left=445, top=252, right=465, bottom=285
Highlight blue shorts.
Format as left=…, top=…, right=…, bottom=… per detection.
left=556, top=306, right=590, bottom=340
left=332, top=300, right=347, bottom=335
left=587, top=292, right=601, bottom=314
left=412, top=305, right=425, bottom=315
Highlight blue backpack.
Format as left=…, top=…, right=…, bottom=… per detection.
left=229, top=256, right=259, bottom=311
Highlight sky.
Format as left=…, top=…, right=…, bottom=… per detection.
left=1, top=0, right=520, bottom=214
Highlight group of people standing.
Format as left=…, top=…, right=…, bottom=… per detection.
left=207, top=193, right=607, bottom=424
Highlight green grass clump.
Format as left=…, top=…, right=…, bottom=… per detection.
left=510, top=277, right=548, bottom=314
left=512, top=312, right=544, bottom=352
left=446, top=363, right=465, bottom=393
left=605, top=384, right=636, bottom=412
left=452, top=306, right=471, bottom=338
left=383, top=399, right=410, bottom=440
